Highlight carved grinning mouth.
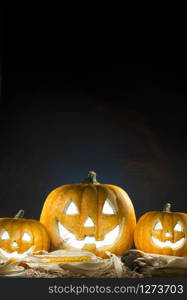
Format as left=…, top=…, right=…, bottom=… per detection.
left=151, top=236, right=185, bottom=249
left=0, top=246, right=35, bottom=259
left=57, top=222, right=120, bottom=249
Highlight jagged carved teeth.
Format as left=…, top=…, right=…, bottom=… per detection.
left=0, top=246, right=35, bottom=259
left=57, top=222, right=120, bottom=249
left=151, top=236, right=185, bottom=249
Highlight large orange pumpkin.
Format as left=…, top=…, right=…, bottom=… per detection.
left=40, top=171, right=136, bottom=258
left=134, top=203, right=187, bottom=256
left=0, top=210, right=50, bottom=258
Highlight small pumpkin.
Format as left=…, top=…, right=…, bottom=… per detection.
left=0, top=210, right=50, bottom=258
left=40, top=171, right=136, bottom=258
left=134, top=203, right=187, bottom=256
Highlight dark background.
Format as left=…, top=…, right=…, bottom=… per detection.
left=1, top=13, right=187, bottom=222
left=1, top=10, right=187, bottom=300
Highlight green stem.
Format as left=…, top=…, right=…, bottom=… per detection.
left=163, top=203, right=171, bottom=212
left=14, top=209, right=25, bottom=218
left=82, top=171, right=98, bottom=183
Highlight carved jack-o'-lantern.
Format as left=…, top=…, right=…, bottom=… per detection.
left=0, top=210, right=50, bottom=258
left=134, top=203, right=187, bottom=256
left=40, top=171, right=136, bottom=258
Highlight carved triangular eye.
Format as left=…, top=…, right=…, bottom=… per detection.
left=174, top=223, right=183, bottom=232
left=65, top=202, right=79, bottom=215
left=1, top=231, right=10, bottom=240
left=22, top=232, right=31, bottom=242
left=154, top=221, right=163, bottom=230
left=84, top=217, right=95, bottom=227
left=102, top=200, right=115, bottom=214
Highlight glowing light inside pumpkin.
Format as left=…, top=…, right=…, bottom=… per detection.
left=0, top=246, right=35, bottom=259
left=151, top=236, right=185, bottom=249
left=1, top=231, right=10, bottom=240
left=84, top=217, right=94, bottom=227
left=58, top=221, right=120, bottom=248
left=154, top=221, right=163, bottom=230
left=152, top=220, right=185, bottom=249
left=12, top=241, right=18, bottom=248
left=165, top=231, right=171, bottom=238
left=22, top=232, right=32, bottom=242
left=102, top=200, right=115, bottom=214
left=174, top=223, right=183, bottom=232
left=65, top=202, right=79, bottom=215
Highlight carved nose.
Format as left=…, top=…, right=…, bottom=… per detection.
left=84, top=217, right=95, bottom=227
left=12, top=241, right=19, bottom=248
left=165, top=231, right=171, bottom=238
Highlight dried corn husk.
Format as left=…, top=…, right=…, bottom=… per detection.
left=0, top=257, right=25, bottom=277
left=122, top=249, right=187, bottom=277
left=0, top=249, right=139, bottom=278
left=22, top=250, right=125, bottom=277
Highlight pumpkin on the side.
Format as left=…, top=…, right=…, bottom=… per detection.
left=0, top=210, right=50, bottom=258
left=134, top=203, right=187, bottom=256
left=40, top=171, right=136, bottom=258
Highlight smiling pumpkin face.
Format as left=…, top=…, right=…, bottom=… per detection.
left=0, top=210, right=50, bottom=258
left=134, top=203, right=187, bottom=256
left=40, top=171, right=136, bottom=258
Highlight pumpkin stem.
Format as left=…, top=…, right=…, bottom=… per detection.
left=14, top=209, right=25, bottom=218
left=163, top=203, right=171, bottom=212
left=82, top=171, right=98, bottom=184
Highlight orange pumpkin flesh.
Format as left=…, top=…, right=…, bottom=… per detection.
left=40, top=171, right=136, bottom=258
left=0, top=210, right=50, bottom=257
left=134, top=203, right=187, bottom=256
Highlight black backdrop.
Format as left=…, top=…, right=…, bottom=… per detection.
left=1, top=63, right=187, bottom=221
left=1, top=10, right=187, bottom=300
left=1, top=12, right=187, bottom=222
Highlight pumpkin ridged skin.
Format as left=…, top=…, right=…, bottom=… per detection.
left=0, top=216, right=50, bottom=254
left=134, top=205, right=187, bottom=256
left=40, top=172, right=136, bottom=258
